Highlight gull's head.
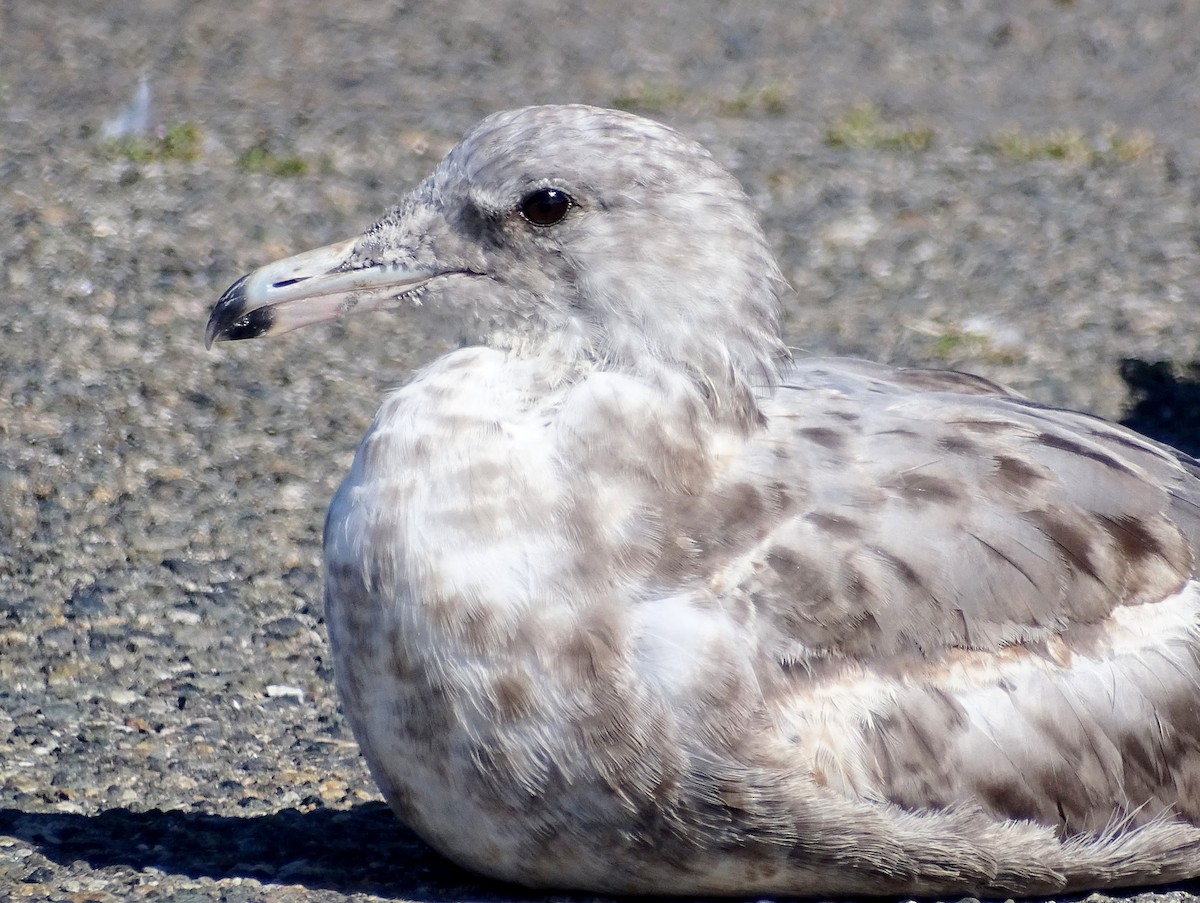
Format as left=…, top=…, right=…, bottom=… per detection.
left=207, top=105, right=789, bottom=420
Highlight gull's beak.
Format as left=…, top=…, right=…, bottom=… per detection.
left=205, top=237, right=438, bottom=348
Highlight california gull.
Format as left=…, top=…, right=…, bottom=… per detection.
left=206, top=104, right=1200, bottom=896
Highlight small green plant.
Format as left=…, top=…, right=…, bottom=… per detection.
left=987, top=126, right=1153, bottom=165
left=825, top=103, right=934, bottom=152
left=990, top=128, right=1092, bottom=163
left=612, top=83, right=685, bottom=114
left=107, top=121, right=203, bottom=163
left=917, top=321, right=1018, bottom=367
left=720, top=84, right=789, bottom=117
left=1105, top=129, right=1154, bottom=163
left=238, top=139, right=309, bottom=176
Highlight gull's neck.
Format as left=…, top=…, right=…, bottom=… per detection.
left=482, top=322, right=779, bottom=434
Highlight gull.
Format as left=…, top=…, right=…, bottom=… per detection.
left=206, top=104, right=1200, bottom=896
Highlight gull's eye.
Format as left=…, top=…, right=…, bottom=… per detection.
left=519, top=188, right=573, bottom=227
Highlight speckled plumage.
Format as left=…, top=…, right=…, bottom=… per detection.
left=208, top=105, right=1200, bottom=896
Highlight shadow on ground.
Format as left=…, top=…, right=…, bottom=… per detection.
left=1120, top=359, right=1200, bottom=458
left=3, top=801, right=1199, bottom=902
left=0, top=802, right=596, bottom=902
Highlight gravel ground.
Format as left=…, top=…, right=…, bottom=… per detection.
left=4, top=2, right=1200, bottom=901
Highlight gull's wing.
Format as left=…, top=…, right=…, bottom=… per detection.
left=724, top=358, right=1198, bottom=656
left=682, top=358, right=1200, bottom=837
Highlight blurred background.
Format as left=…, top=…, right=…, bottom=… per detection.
left=2, top=2, right=1200, bottom=900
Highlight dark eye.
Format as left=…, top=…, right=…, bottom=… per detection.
left=519, top=188, right=572, bottom=227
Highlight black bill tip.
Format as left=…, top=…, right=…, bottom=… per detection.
left=205, top=274, right=276, bottom=348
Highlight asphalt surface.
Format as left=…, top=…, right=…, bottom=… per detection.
left=3, top=2, right=1200, bottom=901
